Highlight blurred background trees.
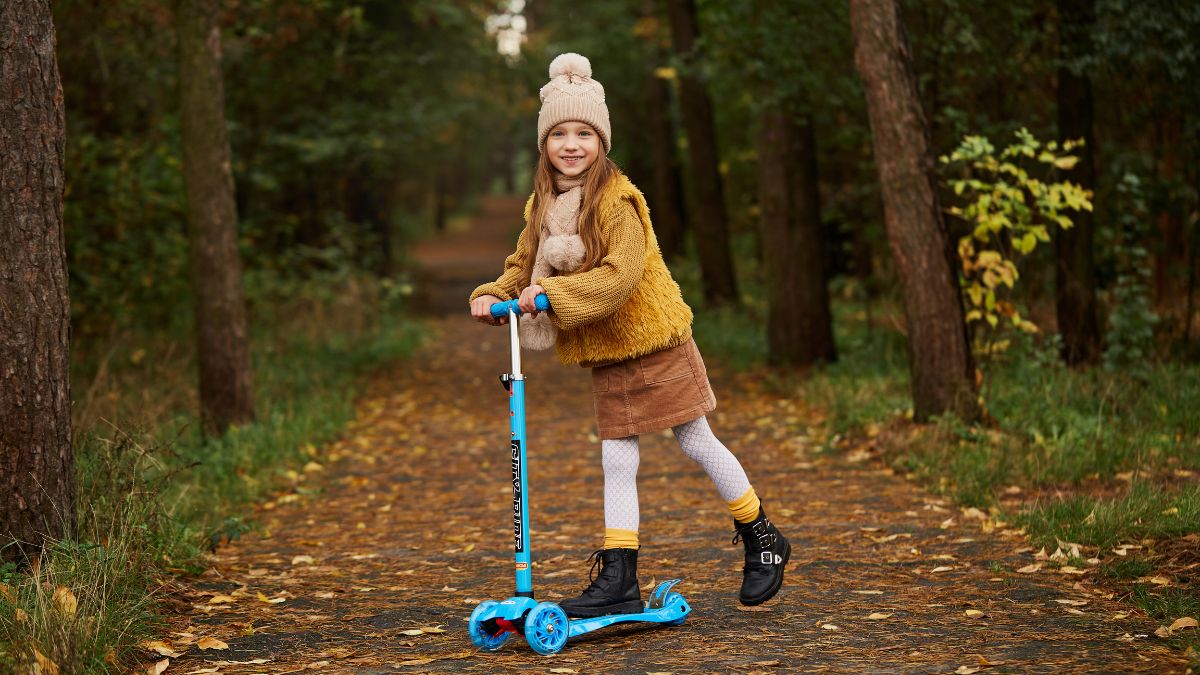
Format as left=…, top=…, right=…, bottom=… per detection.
left=33, top=0, right=1200, bottom=440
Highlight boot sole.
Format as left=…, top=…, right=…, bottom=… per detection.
left=739, top=539, right=791, bottom=606
left=560, top=599, right=644, bottom=619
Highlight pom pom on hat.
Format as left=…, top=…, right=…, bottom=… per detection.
left=537, top=53, right=612, bottom=153
left=548, top=53, right=592, bottom=80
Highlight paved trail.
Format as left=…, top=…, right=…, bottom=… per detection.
left=169, top=196, right=1185, bottom=673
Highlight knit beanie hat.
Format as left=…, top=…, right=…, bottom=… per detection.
left=537, top=53, right=612, bottom=154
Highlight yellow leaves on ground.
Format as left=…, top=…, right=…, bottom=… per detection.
left=32, top=648, right=60, bottom=675
left=51, top=586, right=77, bottom=616
left=141, top=640, right=183, bottom=658
left=196, top=637, right=229, bottom=650
left=400, top=626, right=447, bottom=636
left=146, top=659, right=169, bottom=675
left=1155, top=617, right=1199, bottom=638
left=964, top=609, right=986, bottom=619
left=867, top=612, right=893, bottom=620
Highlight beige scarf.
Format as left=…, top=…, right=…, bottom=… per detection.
left=520, top=172, right=587, bottom=350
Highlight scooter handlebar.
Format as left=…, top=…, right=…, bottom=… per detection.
left=490, top=294, right=551, bottom=318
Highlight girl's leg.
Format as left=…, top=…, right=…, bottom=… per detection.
left=673, top=416, right=790, bottom=606
left=602, top=436, right=641, bottom=549
left=671, top=416, right=759, bottom=523
left=560, top=435, right=642, bottom=618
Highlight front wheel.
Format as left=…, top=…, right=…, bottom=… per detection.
left=469, top=601, right=511, bottom=651
left=524, top=602, right=569, bottom=655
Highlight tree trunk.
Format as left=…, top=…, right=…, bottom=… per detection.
left=645, top=65, right=687, bottom=261
left=849, top=0, right=979, bottom=422
left=758, top=109, right=837, bottom=366
left=0, top=0, right=75, bottom=560
left=1055, top=0, right=1102, bottom=365
left=664, top=0, right=738, bottom=305
left=177, top=0, right=255, bottom=436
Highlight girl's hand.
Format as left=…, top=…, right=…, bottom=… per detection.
left=518, top=284, right=546, bottom=317
left=470, top=295, right=507, bottom=325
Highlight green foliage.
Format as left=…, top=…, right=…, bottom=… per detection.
left=3, top=280, right=422, bottom=669
left=1103, top=173, right=1159, bottom=376
left=1015, top=482, right=1200, bottom=550
left=941, top=129, right=1093, bottom=358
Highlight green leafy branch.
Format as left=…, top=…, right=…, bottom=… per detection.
left=941, top=128, right=1093, bottom=357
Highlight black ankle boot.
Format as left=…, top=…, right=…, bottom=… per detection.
left=558, top=548, right=643, bottom=618
left=733, top=507, right=790, bottom=606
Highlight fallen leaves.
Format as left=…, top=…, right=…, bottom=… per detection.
left=964, top=609, right=985, bottom=619
left=196, top=637, right=229, bottom=650
left=52, top=586, right=77, bottom=616
left=1155, top=617, right=1199, bottom=638
left=141, top=640, right=183, bottom=658
left=867, top=612, right=893, bottom=620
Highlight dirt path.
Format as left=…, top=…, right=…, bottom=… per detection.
left=167, top=198, right=1186, bottom=673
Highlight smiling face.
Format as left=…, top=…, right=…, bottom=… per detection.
left=544, top=121, right=601, bottom=177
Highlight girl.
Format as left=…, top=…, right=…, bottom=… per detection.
left=468, top=53, right=789, bottom=618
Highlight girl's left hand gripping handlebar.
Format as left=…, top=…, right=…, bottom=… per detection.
left=490, top=294, right=551, bottom=319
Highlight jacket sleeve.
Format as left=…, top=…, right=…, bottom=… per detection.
left=537, top=198, right=645, bottom=331
left=469, top=222, right=532, bottom=303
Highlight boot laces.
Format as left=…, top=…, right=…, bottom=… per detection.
left=585, top=549, right=605, bottom=584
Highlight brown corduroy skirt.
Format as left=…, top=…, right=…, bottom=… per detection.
left=591, top=338, right=717, bottom=440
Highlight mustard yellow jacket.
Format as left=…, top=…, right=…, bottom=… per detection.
left=469, top=174, right=693, bottom=367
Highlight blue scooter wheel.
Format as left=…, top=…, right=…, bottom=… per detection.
left=524, top=602, right=569, bottom=655
left=469, top=601, right=511, bottom=651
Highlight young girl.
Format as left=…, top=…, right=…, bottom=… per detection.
left=468, top=53, right=789, bottom=618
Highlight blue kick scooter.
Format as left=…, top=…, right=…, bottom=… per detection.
left=468, top=294, right=691, bottom=655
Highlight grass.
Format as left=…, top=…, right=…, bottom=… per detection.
left=0, top=274, right=423, bottom=672
left=1016, top=482, right=1200, bottom=550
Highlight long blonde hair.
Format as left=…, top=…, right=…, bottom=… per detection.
left=525, top=152, right=621, bottom=285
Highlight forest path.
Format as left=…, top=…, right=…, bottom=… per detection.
left=167, top=199, right=1185, bottom=673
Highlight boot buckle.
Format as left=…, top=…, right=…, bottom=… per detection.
left=760, top=551, right=781, bottom=565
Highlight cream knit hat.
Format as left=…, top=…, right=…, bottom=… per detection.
left=537, top=53, right=611, bottom=154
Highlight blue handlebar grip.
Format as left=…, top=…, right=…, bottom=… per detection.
left=490, top=293, right=551, bottom=318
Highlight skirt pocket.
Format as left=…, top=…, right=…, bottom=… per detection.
left=639, top=344, right=695, bottom=384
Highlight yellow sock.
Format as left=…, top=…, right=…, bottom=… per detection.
left=603, top=528, right=639, bottom=550
left=728, top=487, right=761, bottom=524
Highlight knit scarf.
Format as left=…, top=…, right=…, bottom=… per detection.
left=520, top=172, right=587, bottom=350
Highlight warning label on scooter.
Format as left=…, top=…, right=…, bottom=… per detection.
left=511, top=440, right=523, bottom=552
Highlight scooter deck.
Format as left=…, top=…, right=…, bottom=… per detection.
left=567, top=593, right=690, bottom=637
left=473, top=579, right=691, bottom=638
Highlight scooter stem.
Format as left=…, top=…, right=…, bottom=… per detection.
left=507, top=306, right=532, bottom=597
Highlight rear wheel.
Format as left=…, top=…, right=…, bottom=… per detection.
left=663, top=593, right=689, bottom=626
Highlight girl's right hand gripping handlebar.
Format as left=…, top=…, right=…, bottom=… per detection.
left=490, top=294, right=551, bottom=319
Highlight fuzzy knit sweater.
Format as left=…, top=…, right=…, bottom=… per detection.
left=469, top=173, right=693, bottom=367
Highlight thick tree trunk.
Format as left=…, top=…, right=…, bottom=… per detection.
left=849, top=0, right=979, bottom=422
left=1055, top=0, right=1101, bottom=365
left=177, top=0, right=255, bottom=436
left=758, top=110, right=837, bottom=366
left=664, top=0, right=738, bottom=305
left=0, top=0, right=75, bottom=560
left=645, top=66, right=687, bottom=261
